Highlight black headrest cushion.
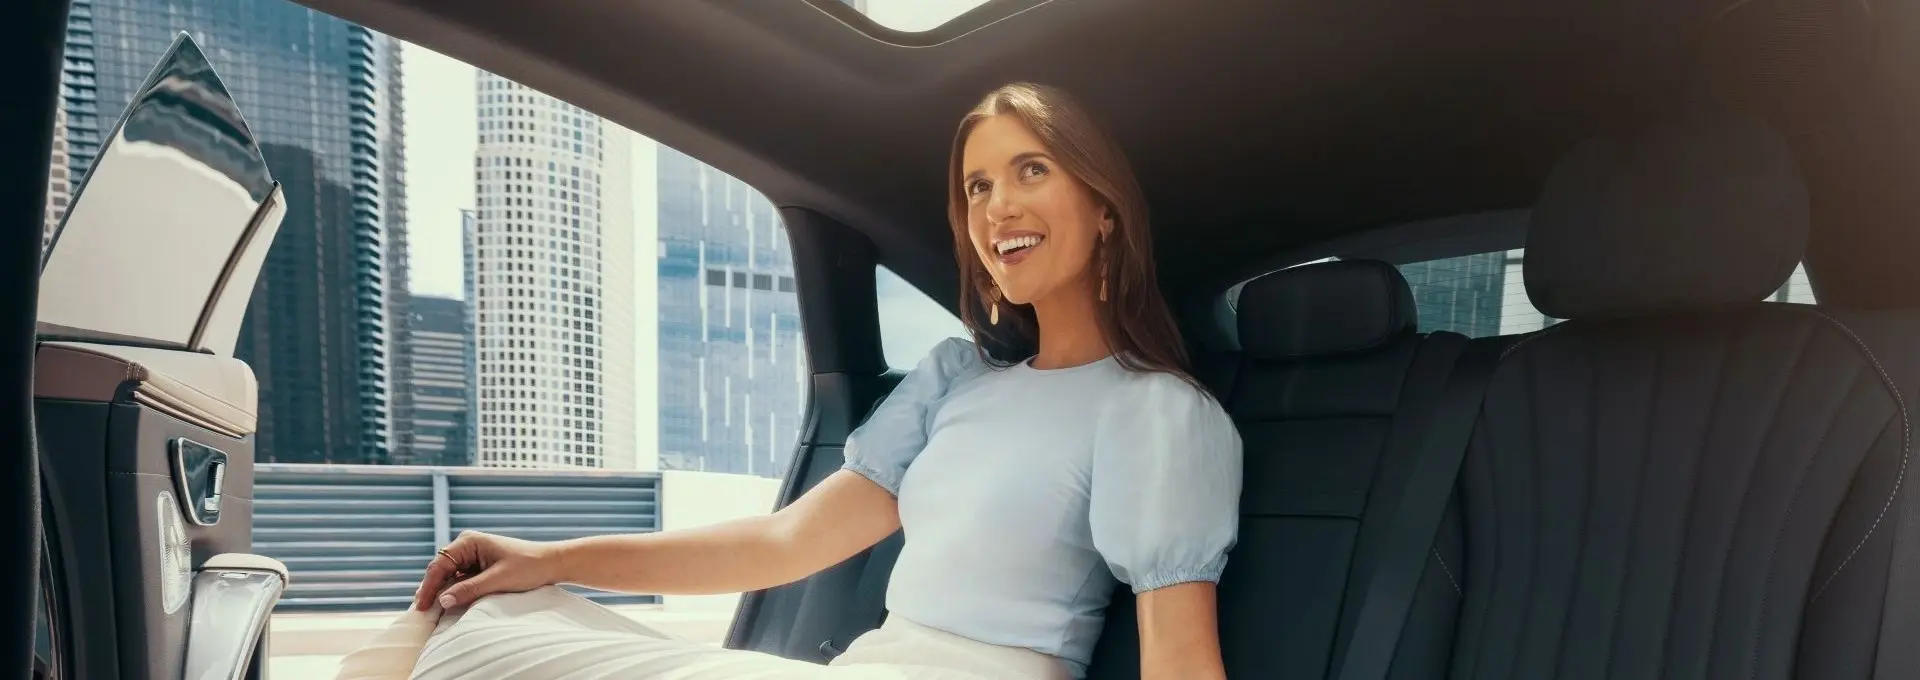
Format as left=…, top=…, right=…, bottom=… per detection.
left=1237, top=259, right=1417, bottom=360
left=1526, top=115, right=1809, bottom=320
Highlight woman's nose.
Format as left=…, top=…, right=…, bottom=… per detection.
left=985, top=188, right=1018, bottom=224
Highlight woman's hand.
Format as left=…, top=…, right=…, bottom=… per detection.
left=413, top=530, right=564, bottom=611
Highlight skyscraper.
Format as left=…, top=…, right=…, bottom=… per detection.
left=43, top=96, right=69, bottom=248
left=471, top=73, right=636, bottom=469
left=63, top=0, right=407, bottom=464
left=656, top=147, right=806, bottom=478
left=1397, top=252, right=1510, bottom=338
left=399, top=296, right=476, bottom=467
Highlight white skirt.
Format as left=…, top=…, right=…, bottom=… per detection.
left=332, top=586, right=1072, bottom=680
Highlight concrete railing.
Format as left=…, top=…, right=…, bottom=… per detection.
left=254, top=464, right=667, bottom=611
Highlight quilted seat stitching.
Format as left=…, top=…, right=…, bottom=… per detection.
left=1804, top=309, right=1912, bottom=605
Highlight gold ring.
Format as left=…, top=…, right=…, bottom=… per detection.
left=436, top=548, right=455, bottom=564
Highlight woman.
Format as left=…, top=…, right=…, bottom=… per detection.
left=341, top=82, right=1243, bottom=680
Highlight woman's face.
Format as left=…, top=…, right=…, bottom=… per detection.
left=961, top=114, right=1110, bottom=306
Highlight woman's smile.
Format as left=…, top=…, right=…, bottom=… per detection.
left=994, top=232, right=1046, bottom=266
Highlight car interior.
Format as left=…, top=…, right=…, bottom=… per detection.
left=8, top=0, right=1920, bottom=678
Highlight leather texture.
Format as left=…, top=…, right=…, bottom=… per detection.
left=1525, top=114, right=1808, bottom=321
left=1088, top=267, right=1464, bottom=680
left=1447, top=115, right=1915, bottom=679
left=34, top=341, right=259, bottom=436
left=1237, top=260, right=1418, bottom=360
left=1450, top=305, right=1910, bottom=680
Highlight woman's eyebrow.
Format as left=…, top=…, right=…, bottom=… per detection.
left=964, top=151, right=1054, bottom=182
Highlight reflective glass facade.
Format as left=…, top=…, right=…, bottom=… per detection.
left=656, top=147, right=806, bottom=478
left=65, top=0, right=406, bottom=464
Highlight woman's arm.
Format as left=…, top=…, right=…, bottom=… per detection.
left=1137, top=582, right=1228, bottom=680
left=554, top=470, right=901, bottom=595
left=419, top=470, right=900, bottom=609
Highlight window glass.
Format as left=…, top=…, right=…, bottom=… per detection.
left=840, top=0, right=991, bottom=32
left=1386, top=250, right=1816, bottom=339
left=55, top=0, right=815, bottom=656
left=1395, top=249, right=1557, bottom=338
left=877, top=266, right=969, bottom=371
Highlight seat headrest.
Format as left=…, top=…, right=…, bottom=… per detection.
left=1526, top=115, right=1809, bottom=320
left=1237, top=259, right=1417, bottom=360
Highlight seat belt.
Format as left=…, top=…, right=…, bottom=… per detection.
left=819, top=532, right=902, bottom=660
left=1334, top=337, right=1504, bottom=680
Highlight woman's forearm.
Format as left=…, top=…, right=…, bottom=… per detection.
left=550, top=513, right=809, bottom=595
left=548, top=470, right=903, bottom=596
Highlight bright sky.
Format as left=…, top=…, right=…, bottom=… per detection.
left=400, top=0, right=988, bottom=300
left=399, top=0, right=979, bottom=384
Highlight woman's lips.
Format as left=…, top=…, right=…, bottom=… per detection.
left=999, top=242, right=1038, bottom=266
left=994, top=233, right=1044, bottom=266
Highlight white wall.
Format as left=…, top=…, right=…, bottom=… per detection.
left=657, top=470, right=783, bottom=612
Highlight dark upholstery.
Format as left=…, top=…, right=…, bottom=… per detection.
left=1525, top=115, right=1808, bottom=321
left=1238, top=260, right=1418, bottom=360
left=1087, top=260, right=1464, bottom=679
left=1448, top=116, right=1918, bottom=679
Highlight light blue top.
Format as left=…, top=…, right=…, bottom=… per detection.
left=842, top=337, right=1244, bottom=677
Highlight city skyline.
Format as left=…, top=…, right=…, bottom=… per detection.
left=62, top=0, right=410, bottom=465
left=399, top=0, right=989, bottom=301
left=471, top=73, right=638, bottom=470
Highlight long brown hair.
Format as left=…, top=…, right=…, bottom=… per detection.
left=947, top=82, right=1193, bottom=381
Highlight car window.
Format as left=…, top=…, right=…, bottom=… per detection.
left=877, top=266, right=969, bottom=371
left=1394, top=249, right=1819, bottom=338
left=54, top=1, right=811, bottom=663
left=1396, top=249, right=1557, bottom=338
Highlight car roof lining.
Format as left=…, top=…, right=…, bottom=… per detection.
left=297, top=0, right=1920, bottom=315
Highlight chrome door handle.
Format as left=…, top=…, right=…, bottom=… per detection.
left=170, top=438, right=229, bottom=526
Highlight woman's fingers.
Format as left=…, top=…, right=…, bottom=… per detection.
left=413, top=533, right=483, bottom=610
left=413, top=553, right=457, bottom=610
left=437, top=568, right=507, bottom=610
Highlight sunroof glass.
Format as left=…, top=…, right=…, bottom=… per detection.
left=838, top=0, right=992, bottom=32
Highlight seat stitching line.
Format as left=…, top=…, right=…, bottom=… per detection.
left=1751, top=362, right=1867, bottom=679
left=1431, top=548, right=1463, bottom=596
left=1806, top=309, right=1911, bottom=604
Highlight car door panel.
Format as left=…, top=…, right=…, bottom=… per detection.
left=35, top=32, right=284, bottom=679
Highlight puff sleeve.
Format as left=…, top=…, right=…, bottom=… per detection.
left=840, top=337, right=983, bottom=496
left=1089, top=374, right=1244, bottom=593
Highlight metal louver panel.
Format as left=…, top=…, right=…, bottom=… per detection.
left=253, top=464, right=662, bottom=611
left=448, top=471, right=661, bottom=606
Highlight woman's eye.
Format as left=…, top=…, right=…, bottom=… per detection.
left=966, top=180, right=991, bottom=197
left=1021, top=161, right=1050, bottom=180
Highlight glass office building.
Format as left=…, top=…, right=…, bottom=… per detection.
left=656, top=147, right=806, bottom=478
left=64, top=0, right=407, bottom=464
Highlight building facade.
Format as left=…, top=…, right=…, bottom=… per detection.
left=44, top=96, right=69, bottom=248
left=656, top=147, right=806, bottom=478
left=397, top=296, right=475, bottom=467
left=471, top=73, right=636, bottom=469
left=63, top=0, right=407, bottom=464
left=1397, top=251, right=1511, bottom=338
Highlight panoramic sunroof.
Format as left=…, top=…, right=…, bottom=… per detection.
left=839, top=0, right=991, bottom=32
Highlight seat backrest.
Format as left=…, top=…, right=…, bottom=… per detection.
left=1087, top=259, right=1467, bottom=679
left=1449, top=115, right=1917, bottom=679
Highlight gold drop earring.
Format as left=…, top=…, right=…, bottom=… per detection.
left=1098, top=231, right=1111, bottom=303
left=989, top=285, right=1002, bottom=325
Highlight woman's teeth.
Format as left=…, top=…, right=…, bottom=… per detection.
left=996, top=235, right=1043, bottom=255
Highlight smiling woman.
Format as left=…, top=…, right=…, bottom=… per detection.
left=948, top=83, right=1191, bottom=379
left=335, top=81, right=1242, bottom=680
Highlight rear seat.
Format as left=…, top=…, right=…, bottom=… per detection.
left=1441, top=115, right=1920, bottom=678
left=1087, top=259, right=1472, bottom=679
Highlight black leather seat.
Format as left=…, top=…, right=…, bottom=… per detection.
left=1445, top=115, right=1920, bottom=679
left=1087, top=259, right=1468, bottom=679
